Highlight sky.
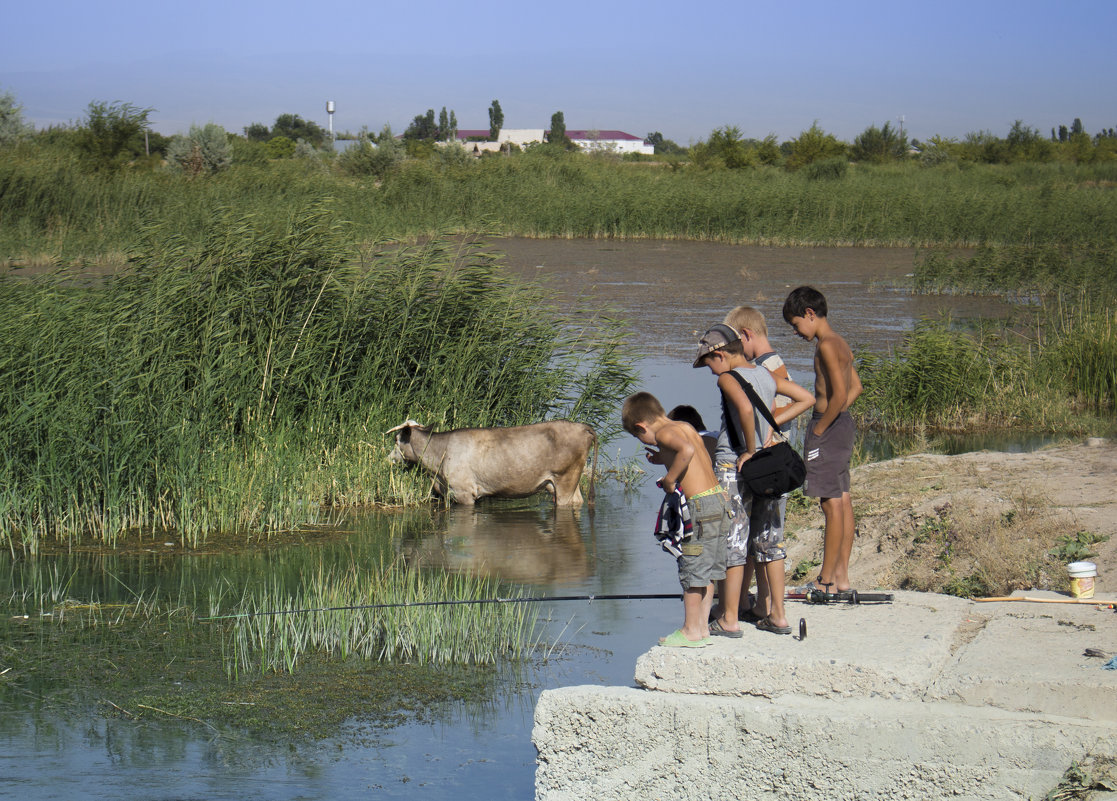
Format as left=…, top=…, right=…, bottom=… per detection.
left=3, top=0, right=1115, bottom=145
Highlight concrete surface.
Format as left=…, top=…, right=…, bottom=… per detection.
left=533, top=591, right=1117, bottom=800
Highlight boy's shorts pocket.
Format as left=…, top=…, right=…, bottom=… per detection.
left=681, top=542, right=703, bottom=557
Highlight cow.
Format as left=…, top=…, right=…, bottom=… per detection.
left=387, top=419, right=597, bottom=507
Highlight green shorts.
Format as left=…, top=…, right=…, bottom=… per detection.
left=677, top=490, right=730, bottom=591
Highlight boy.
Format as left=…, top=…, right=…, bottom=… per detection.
left=723, top=306, right=806, bottom=622
left=622, top=391, right=729, bottom=647
left=667, top=404, right=718, bottom=463
left=694, top=325, right=814, bottom=635
left=781, top=286, right=863, bottom=597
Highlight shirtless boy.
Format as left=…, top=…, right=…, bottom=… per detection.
left=622, top=391, right=730, bottom=647
left=782, top=287, right=863, bottom=596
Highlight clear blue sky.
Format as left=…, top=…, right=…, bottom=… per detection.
left=3, top=0, right=1115, bottom=144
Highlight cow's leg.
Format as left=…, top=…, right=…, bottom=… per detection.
left=551, top=470, right=584, bottom=507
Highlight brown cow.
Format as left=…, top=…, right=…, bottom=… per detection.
left=387, top=420, right=597, bottom=506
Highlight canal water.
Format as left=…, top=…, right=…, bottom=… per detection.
left=0, top=239, right=1017, bottom=800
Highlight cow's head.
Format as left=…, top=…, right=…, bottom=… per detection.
left=386, top=419, right=429, bottom=464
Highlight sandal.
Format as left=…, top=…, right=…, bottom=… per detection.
left=709, top=618, right=743, bottom=638
left=755, top=616, right=792, bottom=635
left=659, top=629, right=712, bottom=648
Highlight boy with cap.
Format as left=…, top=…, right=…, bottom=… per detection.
left=694, top=324, right=814, bottom=635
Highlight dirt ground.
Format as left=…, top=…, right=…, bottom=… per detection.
left=785, top=437, right=1117, bottom=597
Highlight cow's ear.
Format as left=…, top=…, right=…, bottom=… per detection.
left=398, top=426, right=412, bottom=443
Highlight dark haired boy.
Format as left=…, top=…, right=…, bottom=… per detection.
left=781, top=286, right=863, bottom=596
left=622, top=391, right=729, bottom=647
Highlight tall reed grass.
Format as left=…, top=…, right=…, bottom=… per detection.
left=0, top=206, right=636, bottom=552
left=4, top=149, right=1116, bottom=263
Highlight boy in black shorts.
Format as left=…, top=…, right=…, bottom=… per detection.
left=782, top=287, right=863, bottom=597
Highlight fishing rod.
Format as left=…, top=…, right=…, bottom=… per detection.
left=197, top=593, right=683, bottom=622
left=198, top=588, right=897, bottom=622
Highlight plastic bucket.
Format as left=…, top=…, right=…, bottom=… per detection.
left=1067, top=561, right=1097, bottom=599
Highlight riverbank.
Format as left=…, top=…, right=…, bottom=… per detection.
left=534, top=439, right=1117, bottom=800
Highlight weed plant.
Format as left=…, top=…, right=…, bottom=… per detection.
left=224, top=557, right=539, bottom=676
left=0, top=206, right=636, bottom=551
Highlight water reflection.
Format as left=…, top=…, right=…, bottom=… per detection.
left=401, top=507, right=593, bottom=585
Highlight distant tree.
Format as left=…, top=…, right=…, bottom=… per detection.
left=755, top=133, right=782, bottom=165
left=1071, top=118, right=1084, bottom=136
left=850, top=121, right=908, bottom=163
left=448, top=109, right=458, bottom=141
left=0, top=89, right=32, bottom=146
left=1005, top=120, right=1053, bottom=162
left=74, top=100, right=152, bottom=170
left=785, top=122, right=846, bottom=171
left=165, top=123, right=232, bottom=176
left=244, top=122, right=271, bottom=142
left=691, top=125, right=754, bottom=169
left=1056, top=124, right=1069, bottom=143
left=548, top=111, right=569, bottom=147
left=439, top=107, right=449, bottom=140
left=646, top=131, right=685, bottom=156
left=404, top=109, right=438, bottom=140
left=488, top=99, right=504, bottom=141
left=271, top=114, right=327, bottom=147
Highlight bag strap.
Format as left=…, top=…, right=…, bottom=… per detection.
left=720, top=371, right=787, bottom=447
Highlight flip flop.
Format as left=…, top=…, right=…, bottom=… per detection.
left=709, top=618, right=743, bottom=638
left=755, top=617, right=792, bottom=635
left=659, top=629, right=712, bottom=648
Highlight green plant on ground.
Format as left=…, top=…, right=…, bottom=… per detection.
left=1049, top=530, right=1109, bottom=562
left=789, top=558, right=821, bottom=582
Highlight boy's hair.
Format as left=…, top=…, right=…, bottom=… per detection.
left=724, top=306, right=767, bottom=338
left=667, top=404, right=706, bottom=431
left=782, top=286, right=828, bottom=323
left=621, top=391, right=665, bottom=434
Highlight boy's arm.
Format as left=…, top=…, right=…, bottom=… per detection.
left=847, top=363, right=863, bottom=406
left=772, top=377, right=815, bottom=427
left=717, top=373, right=757, bottom=467
left=814, top=338, right=849, bottom=435
left=655, top=423, right=694, bottom=495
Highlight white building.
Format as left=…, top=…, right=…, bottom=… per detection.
left=453, top=128, right=653, bottom=155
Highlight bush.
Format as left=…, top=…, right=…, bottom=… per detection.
left=337, top=130, right=403, bottom=179
left=805, top=157, right=848, bottom=180
left=166, top=123, right=232, bottom=176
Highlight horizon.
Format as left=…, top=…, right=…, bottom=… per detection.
left=3, top=0, right=1115, bottom=146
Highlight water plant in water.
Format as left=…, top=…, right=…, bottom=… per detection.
left=0, top=206, right=636, bottom=551
left=222, top=556, right=540, bottom=677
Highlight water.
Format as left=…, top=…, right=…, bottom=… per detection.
left=0, top=239, right=1021, bottom=800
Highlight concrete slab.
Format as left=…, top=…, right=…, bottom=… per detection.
left=931, top=591, right=1117, bottom=721
left=534, top=686, right=1117, bottom=801
left=537, top=590, right=1117, bottom=800
left=635, top=592, right=972, bottom=700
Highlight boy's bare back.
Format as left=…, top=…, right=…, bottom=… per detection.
left=652, top=419, right=719, bottom=499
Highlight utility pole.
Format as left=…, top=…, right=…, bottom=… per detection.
left=897, top=114, right=905, bottom=140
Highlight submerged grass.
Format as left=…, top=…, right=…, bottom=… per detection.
left=0, top=206, right=636, bottom=552
left=225, top=557, right=539, bottom=677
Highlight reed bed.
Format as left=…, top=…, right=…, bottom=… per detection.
left=224, top=557, right=539, bottom=677
left=0, top=206, right=636, bottom=552
left=4, top=150, right=1117, bottom=263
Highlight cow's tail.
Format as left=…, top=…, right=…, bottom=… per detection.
left=587, top=427, right=599, bottom=509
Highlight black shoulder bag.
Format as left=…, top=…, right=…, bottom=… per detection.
left=720, top=372, right=806, bottom=498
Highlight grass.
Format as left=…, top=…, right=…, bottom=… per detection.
left=4, top=148, right=1117, bottom=265
left=0, top=206, right=636, bottom=552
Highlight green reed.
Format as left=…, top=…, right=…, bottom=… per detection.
left=225, top=557, right=539, bottom=677
left=0, top=206, right=636, bottom=551
left=4, top=148, right=1116, bottom=263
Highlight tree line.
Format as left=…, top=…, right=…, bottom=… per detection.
left=2, top=89, right=1115, bottom=178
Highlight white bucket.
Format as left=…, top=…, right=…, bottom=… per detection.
left=1067, top=561, right=1097, bottom=599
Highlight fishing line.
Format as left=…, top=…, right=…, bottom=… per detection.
left=197, top=593, right=684, bottom=622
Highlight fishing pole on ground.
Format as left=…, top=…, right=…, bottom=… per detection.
left=786, top=589, right=895, bottom=605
